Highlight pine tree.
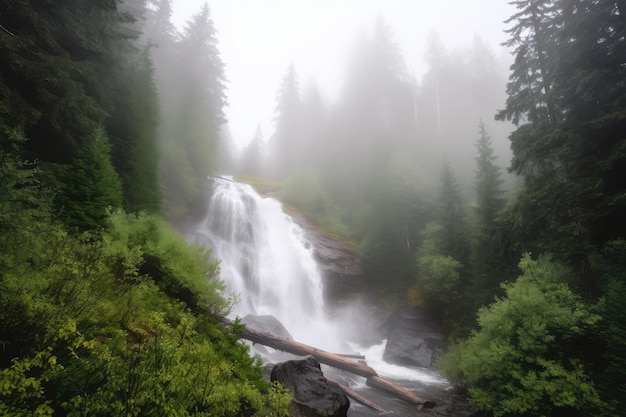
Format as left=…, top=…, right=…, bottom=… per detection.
left=414, top=162, right=476, bottom=333
left=439, top=161, right=470, bottom=265
left=59, top=128, right=123, bottom=231
left=322, top=17, right=412, bottom=204
left=470, top=121, right=505, bottom=307
left=119, top=47, right=161, bottom=213
left=497, top=0, right=559, bottom=128
left=268, top=63, right=301, bottom=179
left=496, top=0, right=626, bottom=295
left=158, top=3, right=227, bottom=218
left=0, top=0, right=134, bottom=161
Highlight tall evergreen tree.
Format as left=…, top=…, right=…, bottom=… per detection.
left=322, top=17, right=413, bottom=206
left=470, top=121, right=505, bottom=307
left=59, top=128, right=123, bottom=231
left=158, top=3, right=227, bottom=218
left=0, top=0, right=135, bottom=162
left=497, top=0, right=559, bottom=127
left=116, top=48, right=161, bottom=213
left=268, top=63, right=301, bottom=179
left=439, top=161, right=470, bottom=265
left=497, top=0, right=626, bottom=295
left=0, top=0, right=162, bottom=217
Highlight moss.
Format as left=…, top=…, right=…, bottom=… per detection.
left=235, top=175, right=281, bottom=196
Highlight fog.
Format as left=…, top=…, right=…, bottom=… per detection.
left=171, top=1, right=516, bottom=152
left=148, top=0, right=521, bottom=268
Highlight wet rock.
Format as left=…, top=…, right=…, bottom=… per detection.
left=287, top=210, right=362, bottom=299
left=241, top=314, right=293, bottom=340
left=383, top=305, right=447, bottom=368
left=271, top=356, right=350, bottom=417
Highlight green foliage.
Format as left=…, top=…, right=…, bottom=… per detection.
left=0, top=0, right=135, bottom=162
left=107, top=47, right=162, bottom=214
left=438, top=161, right=470, bottom=265
left=591, top=240, right=626, bottom=414
left=359, top=171, right=425, bottom=295
left=441, top=254, right=607, bottom=416
left=58, top=128, right=123, bottom=231
left=155, top=3, right=227, bottom=219
left=0, top=321, right=90, bottom=417
left=104, top=210, right=227, bottom=315
left=497, top=0, right=626, bottom=294
left=416, top=222, right=465, bottom=332
left=470, top=121, right=506, bottom=308
left=0, top=129, right=52, bottom=271
left=280, top=170, right=352, bottom=239
left=0, top=146, right=290, bottom=416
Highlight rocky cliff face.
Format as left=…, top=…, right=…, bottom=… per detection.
left=227, top=177, right=363, bottom=301
left=287, top=210, right=363, bottom=301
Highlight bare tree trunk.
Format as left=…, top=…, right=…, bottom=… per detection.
left=325, top=376, right=386, bottom=412
left=222, top=317, right=437, bottom=409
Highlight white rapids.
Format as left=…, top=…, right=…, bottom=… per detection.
left=188, top=177, right=451, bottom=389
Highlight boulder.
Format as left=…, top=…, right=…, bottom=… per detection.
left=383, top=305, right=447, bottom=368
left=241, top=314, right=293, bottom=340
left=270, top=356, right=350, bottom=417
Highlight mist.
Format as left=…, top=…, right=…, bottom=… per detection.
left=141, top=0, right=521, bottom=292
left=166, top=1, right=518, bottom=190
left=4, top=1, right=624, bottom=415
left=172, top=1, right=516, bottom=152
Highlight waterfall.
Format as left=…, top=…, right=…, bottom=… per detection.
left=188, top=177, right=333, bottom=347
left=187, top=178, right=459, bottom=416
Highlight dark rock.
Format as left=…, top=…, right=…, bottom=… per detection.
left=241, top=314, right=293, bottom=340
left=271, top=356, right=350, bottom=417
left=383, top=305, right=447, bottom=368
left=287, top=210, right=362, bottom=299
left=241, top=315, right=296, bottom=364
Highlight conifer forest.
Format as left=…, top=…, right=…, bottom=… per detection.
left=1, top=1, right=625, bottom=416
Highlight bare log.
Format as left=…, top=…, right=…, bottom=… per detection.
left=222, top=317, right=437, bottom=409
left=325, top=376, right=386, bottom=412
left=237, top=320, right=378, bottom=378
left=336, top=353, right=366, bottom=360
left=367, top=376, right=436, bottom=409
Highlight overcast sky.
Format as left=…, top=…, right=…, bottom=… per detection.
left=171, top=1, right=516, bottom=150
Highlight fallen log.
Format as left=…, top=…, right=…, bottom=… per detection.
left=367, top=376, right=436, bottom=409
left=336, top=353, right=366, bottom=360
left=237, top=319, right=378, bottom=378
left=222, top=317, right=436, bottom=409
left=325, top=376, right=385, bottom=412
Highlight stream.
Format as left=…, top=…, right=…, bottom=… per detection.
left=185, top=177, right=470, bottom=416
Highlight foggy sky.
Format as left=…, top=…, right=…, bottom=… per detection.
left=172, top=1, right=516, bottom=151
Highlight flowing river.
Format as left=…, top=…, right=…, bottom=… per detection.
left=185, top=177, right=469, bottom=416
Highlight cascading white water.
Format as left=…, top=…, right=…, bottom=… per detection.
left=189, top=177, right=333, bottom=347
left=188, top=177, right=453, bottom=390
left=188, top=178, right=457, bottom=415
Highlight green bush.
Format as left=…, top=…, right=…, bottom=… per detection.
left=0, top=145, right=290, bottom=416
left=440, top=254, right=607, bottom=417
left=104, top=210, right=227, bottom=315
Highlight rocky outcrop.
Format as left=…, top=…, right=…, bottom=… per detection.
left=287, top=210, right=362, bottom=299
left=270, top=356, right=350, bottom=417
left=383, top=305, right=447, bottom=368
left=241, top=314, right=293, bottom=340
